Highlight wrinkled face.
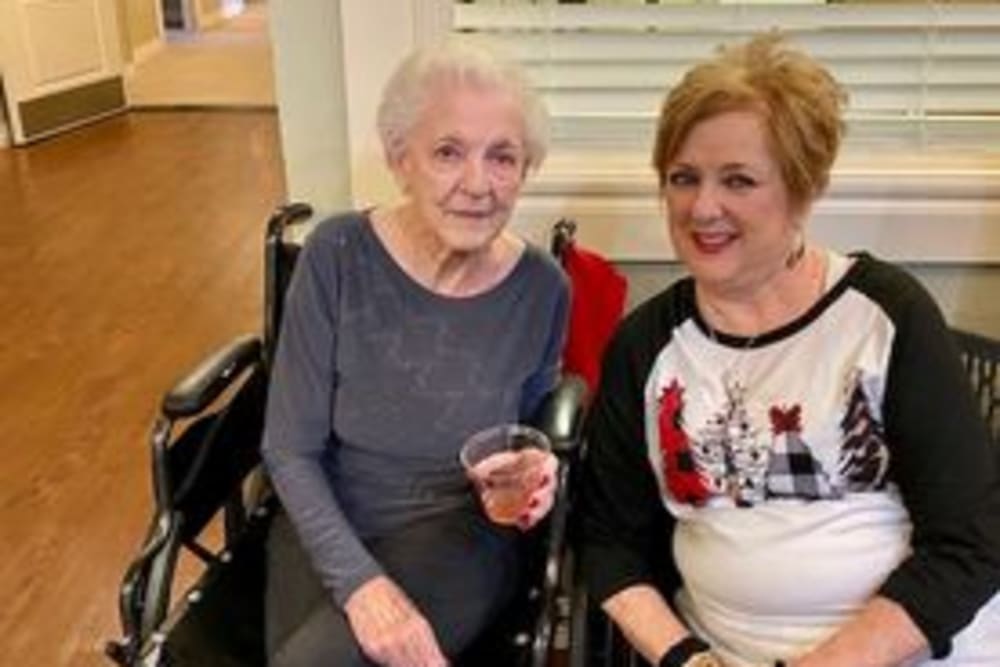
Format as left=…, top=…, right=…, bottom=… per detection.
left=661, top=110, right=805, bottom=296
left=391, top=82, right=528, bottom=254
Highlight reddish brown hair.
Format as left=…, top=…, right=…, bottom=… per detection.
left=652, top=32, right=847, bottom=209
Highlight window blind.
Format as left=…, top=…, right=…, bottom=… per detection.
left=452, top=1, right=1000, bottom=264
left=454, top=1, right=1000, bottom=153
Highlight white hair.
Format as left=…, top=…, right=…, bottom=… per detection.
left=376, top=36, right=549, bottom=172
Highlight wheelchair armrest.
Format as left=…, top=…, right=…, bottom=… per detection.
left=162, top=335, right=263, bottom=420
left=533, top=374, right=588, bottom=457
left=525, top=375, right=587, bottom=667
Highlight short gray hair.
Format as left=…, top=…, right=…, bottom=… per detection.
left=376, top=36, right=549, bottom=172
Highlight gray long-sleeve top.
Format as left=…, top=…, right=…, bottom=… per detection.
left=261, top=212, right=570, bottom=606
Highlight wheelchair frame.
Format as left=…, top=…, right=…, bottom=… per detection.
left=106, top=203, right=588, bottom=667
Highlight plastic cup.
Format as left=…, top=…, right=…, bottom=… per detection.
left=459, top=424, right=552, bottom=526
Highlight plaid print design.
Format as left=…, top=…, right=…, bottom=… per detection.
left=766, top=405, right=838, bottom=500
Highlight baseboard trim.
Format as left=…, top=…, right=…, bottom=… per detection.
left=13, top=106, right=127, bottom=146
left=128, top=103, right=276, bottom=113
left=19, top=77, right=126, bottom=142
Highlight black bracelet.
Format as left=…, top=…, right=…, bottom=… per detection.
left=658, top=635, right=711, bottom=667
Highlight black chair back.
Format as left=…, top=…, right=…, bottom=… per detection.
left=952, top=328, right=999, bottom=446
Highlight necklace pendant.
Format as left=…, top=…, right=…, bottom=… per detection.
left=721, top=365, right=735, bottom=389
left=722, top=369, right=746, bottom=400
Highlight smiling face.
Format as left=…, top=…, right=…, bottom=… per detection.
left=390, top=81, right=528, bottom=256
left=661, top=109, right=808, bottom=298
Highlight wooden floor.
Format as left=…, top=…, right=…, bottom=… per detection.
left=0, top=110, right=286, bottom=666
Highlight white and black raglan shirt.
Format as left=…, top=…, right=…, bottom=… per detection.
left=579, top=251, right=1000, bottom=666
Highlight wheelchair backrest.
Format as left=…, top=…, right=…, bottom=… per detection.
left=263, top=203, right=314, bottom=367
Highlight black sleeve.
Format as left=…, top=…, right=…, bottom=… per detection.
left=576, top=312, right=679, bottom=606
left=876, top=271, right=1000, bottom=658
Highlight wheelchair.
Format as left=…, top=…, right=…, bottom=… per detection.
left=105, top=203, right=589, bottom=667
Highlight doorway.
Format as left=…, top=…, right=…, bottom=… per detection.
left=161, top=0, right=188, bottom=30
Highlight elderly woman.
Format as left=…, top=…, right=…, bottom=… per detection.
left=261, top=38, right=568, bottom=667
left=578, top=33, right=1000, bottom=667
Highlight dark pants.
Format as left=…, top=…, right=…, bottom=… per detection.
left=265, top=509, right=521, bottom=667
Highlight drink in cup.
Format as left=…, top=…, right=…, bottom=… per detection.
left=460, top=424, right=552, bottom=526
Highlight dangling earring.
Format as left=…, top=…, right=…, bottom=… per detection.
left=785, top=232, right=806, bottom=269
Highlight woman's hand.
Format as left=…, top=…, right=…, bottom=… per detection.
left=785, top=596, right=927, bottom=667
left=344, top=575, right=448, bottom=667
left=516, top=451, right=559, bottom=531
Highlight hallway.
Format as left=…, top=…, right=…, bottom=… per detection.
left=126, top=1, right=275, bottom=108
left=0, top=110, right=285, bottom=666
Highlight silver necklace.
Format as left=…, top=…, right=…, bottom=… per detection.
left=699, top=315, right=767, bottom=506
left=702, top=319, right=758, bottom=395
left=699, top=246, right=827, bottom=389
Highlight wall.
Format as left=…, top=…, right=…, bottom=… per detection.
left=114, top=0, right=160, bottom=65
left=338, top=0, right=452, bottom=209
left=126, top=0, right=161, bottom=55
left=196, top=0, right=237, bottom=28
left=909, top=265, right=1000, bottom=337
left=470, top=2, right=1000, bottom=335
left=197, top=0, right=223, bottom=19
left=619, top=262, right=1000, bottom=338
left=114, top=0, right=132, bottom=63
left=268, top=1, right=352, bottom=215
left=268, top=0, right=451, bottom=217
left=267, top=0, right=999, bottom=337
